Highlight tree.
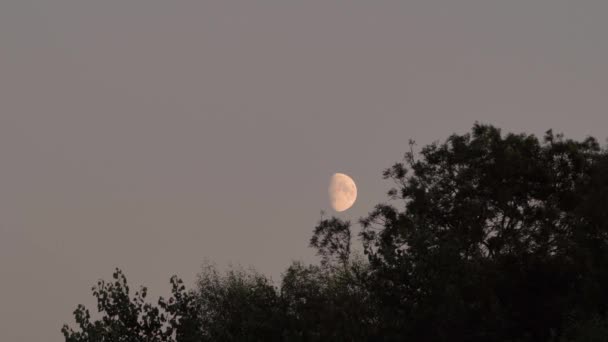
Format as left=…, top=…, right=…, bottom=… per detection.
left=193, top=263, right=282, bottom=341
left=359, top=124, right=608, bottom=341
left=280, top=257, right=377, bottom=341
left=62, top=269, right=200, bottom=342
left=310, top=215, right=352, bottom=267
left=64, top=124, right=608, bottom=341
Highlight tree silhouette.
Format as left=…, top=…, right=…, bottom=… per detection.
left=193, top=264, right=282, bottom=341
left=359, top=124, right=608, bottom=341
left=63, top=124, right=608, bottom=342
left=61, top=269, right=199, bottom=342
left=310, top=216, right=351, bottom=267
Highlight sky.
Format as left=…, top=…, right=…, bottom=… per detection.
left=1, top=1, right=607, bottom=340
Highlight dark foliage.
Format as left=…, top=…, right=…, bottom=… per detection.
left=63, top=124, right=608, bottom=341
left=310, top=216, right=351, bottom=267
left=61, top=269, right=200, bottom=342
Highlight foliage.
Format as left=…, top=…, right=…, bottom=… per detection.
left=280, top=256, right=377, bottom=341
left=310, top=216, right=351, bottom=267
left=359, top=124, right=608, bottom=341
left=61, top=269, right=199, bottom=342
left=194, top=263, right=282, bottom=341
left=64, top=124, right=608, bottom=341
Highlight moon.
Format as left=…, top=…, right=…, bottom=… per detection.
left=329, top=173, right=357, bottom=212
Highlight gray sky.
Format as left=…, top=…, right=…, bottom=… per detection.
left=1, top=1, right=607, bottom=340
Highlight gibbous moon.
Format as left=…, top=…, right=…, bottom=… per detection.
left=329, top=173, right=357, bottom=212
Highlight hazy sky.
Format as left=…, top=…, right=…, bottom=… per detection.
left=1, top=1, right=607, bottom=340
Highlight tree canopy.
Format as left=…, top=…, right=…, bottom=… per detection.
left=63, top=124, right=608, bottom=342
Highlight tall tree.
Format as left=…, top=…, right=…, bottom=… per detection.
left=359, top=124, right=608, bottom=341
